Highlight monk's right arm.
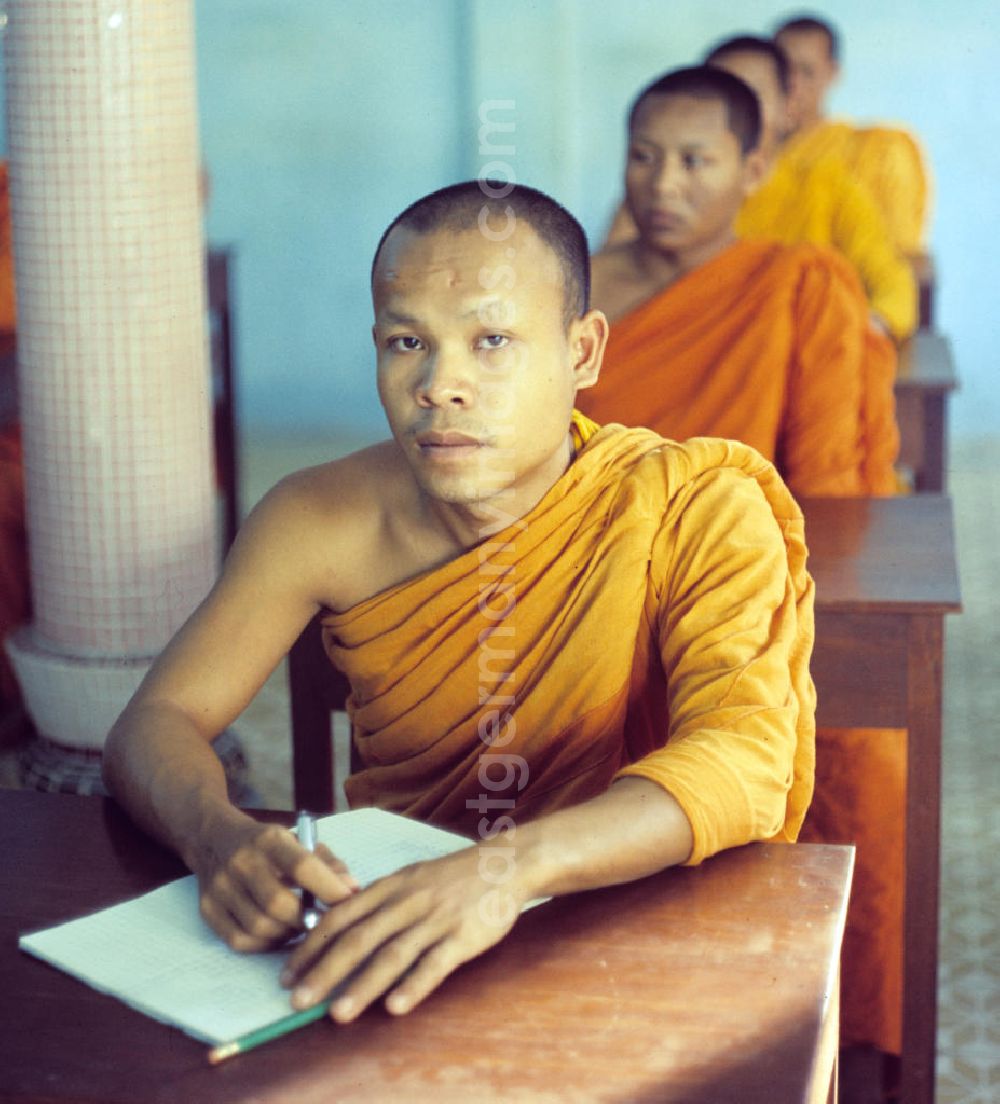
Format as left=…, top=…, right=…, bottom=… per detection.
left=104, top=479, right=358, bottom=948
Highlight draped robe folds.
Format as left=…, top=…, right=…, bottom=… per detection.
left=784, top=120, right=931, bottom=256
left=578, top=240, right=899, bottom=498
left=736, top=150, right=917, bottom=340
left=322, top=416, right=816, bottom=869
left=583, top=238, right=906, bottom=1053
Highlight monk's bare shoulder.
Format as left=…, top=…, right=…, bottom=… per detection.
left=233, top=439, right=415, bottom=610
left=591, top=244, right=654, bottom=322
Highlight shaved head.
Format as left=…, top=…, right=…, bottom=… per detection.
left=372, top=181, right=590, bottom=325
left=628, top=65, right=762, bottom=155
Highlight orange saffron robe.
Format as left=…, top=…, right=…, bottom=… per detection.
left=578, top=240, right=899, bottom=498
left=322, top=415, right=816, bottom=869
left=582, top=242, right=905, bottom=1053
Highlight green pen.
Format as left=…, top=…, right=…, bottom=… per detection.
left=207, top=1000, right=332, bottom=1064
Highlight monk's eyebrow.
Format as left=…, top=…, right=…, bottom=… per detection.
left=380, top=309, right=421, bottom=325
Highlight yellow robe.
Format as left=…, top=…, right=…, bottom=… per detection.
left=785, top=120, right=930, bottom=256
left=737, top=150, right=917, bottom=340
left=322, top=413, right=816, bottom=868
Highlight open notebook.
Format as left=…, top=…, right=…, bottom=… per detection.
left=19, top=807, right=479, bottom=1045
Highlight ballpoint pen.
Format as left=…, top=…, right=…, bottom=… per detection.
left=295, top=810, right=321, bottom=931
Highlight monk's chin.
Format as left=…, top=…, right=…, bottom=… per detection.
left=415, top=471, right=513, bottom=511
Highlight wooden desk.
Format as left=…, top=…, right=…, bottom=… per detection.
left=894, top=331, right=958, bottom=492
left=1, top=791, right=852, bottom=1104
left=803, top=494, right=962, bottom=1104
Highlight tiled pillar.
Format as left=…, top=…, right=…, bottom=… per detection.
left=4, top=1, right=218, bottom=789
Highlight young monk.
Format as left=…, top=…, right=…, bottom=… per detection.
left=706, top=35, right=916, bottom=339
left=603, top=37, right=917, bottom=340
left=578, top=65, right=899, bottom=498
left=775, top=15, right=930, bottom=257
left=104, top=181, right=815, bottom=1025
left=586, top=64, right=906, bottom=1096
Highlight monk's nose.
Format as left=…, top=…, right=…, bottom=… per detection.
left=652, top=157, right=684, bottom=197
left=416, top=348, right=474, bottom=408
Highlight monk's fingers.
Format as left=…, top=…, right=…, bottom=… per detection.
left=282, top=882, right=390, bottom=982
left=284, top=888, right=427, bottom=1008
left=252, top=827, right=358, bottom=904
left=314, top=843, right=361, bottom=891
left=219, top=841, right=305, bottom=929
left=384, top=936, right=475, bottom=1017
left=199, top=888, right=282, bottom=952
left=324, top=922, right=445, bottom=1023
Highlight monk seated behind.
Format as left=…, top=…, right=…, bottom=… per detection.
left=581, top=64, right=907, bottom=1071
left=104, top=181, right=815, bottom=1025
left=578, top=64, right=899, bottom=498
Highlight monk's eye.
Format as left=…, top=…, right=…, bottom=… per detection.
left=628, top=146, right=654, bottom=164
left=477, top=334, right=510, bottom=350
left=388, top=336, right=423, bottom=353
left=682, top=153, right=707, bottom=170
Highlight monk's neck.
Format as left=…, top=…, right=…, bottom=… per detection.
left=632, top=230, right=738, bottom=289
left=795, top=108, right=827, bottom=133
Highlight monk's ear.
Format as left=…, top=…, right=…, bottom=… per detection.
left=371, top=324, right=378, bottom=348
left=741, top=149, right=768, bottom=196
left=569, top=309, right=610, bottom=391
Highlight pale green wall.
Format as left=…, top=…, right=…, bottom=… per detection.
left=5, top=1, right=999, bottom=435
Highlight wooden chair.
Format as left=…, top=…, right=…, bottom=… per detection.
left=288, top=614, right=352, bottom=813
left=207, top=247, right=240, bottom=551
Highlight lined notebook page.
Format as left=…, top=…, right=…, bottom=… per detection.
left=19, top=808, right=472, bottom=1044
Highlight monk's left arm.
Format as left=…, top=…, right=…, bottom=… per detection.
left=616, top=466, right=815, bottom=865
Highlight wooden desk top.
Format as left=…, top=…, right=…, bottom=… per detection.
left=896, top=330, right=958, bottom=392
left=0, top=792, right=853, bottom=1104
left=803, top=494, right=962, bottom=615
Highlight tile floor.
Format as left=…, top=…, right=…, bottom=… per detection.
left=2, top=427, right=998, bottom=1102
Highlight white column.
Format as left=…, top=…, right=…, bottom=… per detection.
left=4, top=0, right=217, bottom=782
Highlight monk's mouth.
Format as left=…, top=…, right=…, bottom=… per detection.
left=647, top=211, right=685, bottom=230
left=416, top=437, right=485, bottom=461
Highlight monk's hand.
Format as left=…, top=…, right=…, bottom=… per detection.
left=279, top=843, right=525, bottom=1021
left=190, top=812, right=359, bottom=952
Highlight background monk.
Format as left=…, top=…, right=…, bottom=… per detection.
left=104, top=181, right=815, bottom=1027
left=604, top=36, right=917, bottom=341
left=706, top=35, right=917, bottom=341
left=775, top=14, right=931, bottom=257
left=583, top=67, right=905, bottom=1098
left=578, top=65, right=899, bottom=498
